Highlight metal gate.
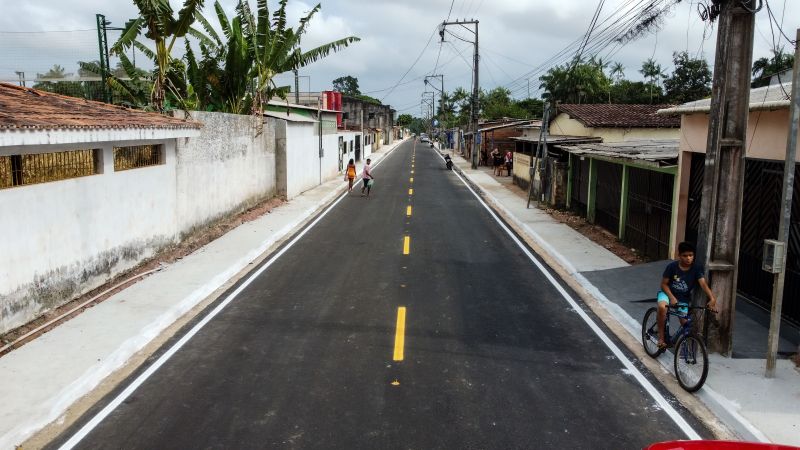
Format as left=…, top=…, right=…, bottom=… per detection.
left=625, top=167, right=674, bottom=260
left=595, top=160, right=623, bottom=236
left=685, top=153, right=800, bottom=325
left=571, top=156, right=589, bottom=215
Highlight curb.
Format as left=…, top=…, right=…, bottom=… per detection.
left=443, top=150, right=768, bottom=444
left=7, top=139, right=409, bottom=449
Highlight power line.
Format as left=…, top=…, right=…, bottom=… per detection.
left=380, top=25, right=438, bottom=102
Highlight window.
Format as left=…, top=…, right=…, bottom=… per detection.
left=0, top=149, right=100, bottom=189
left=114, top=144, right=163, bottom=171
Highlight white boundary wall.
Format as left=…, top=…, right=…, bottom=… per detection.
left=0, top=111, right=278, bottom=333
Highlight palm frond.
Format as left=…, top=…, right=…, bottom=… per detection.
left=134, top=41, right=158, bottom=61
left=187, top=26, right=217, bottom=48
left=193, top=9, right=223, bottom=47
left=295, top=36, right=360, bottom=68
left=295, top=3, right=321, bottom=37
left=215, top=0, right=233, bottom=39
left=111, top=17, right=143, bottom=54
left=174, top=0, right=205, bottom=37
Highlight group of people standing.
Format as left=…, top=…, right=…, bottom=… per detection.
left=485, top=148, right=513, bottom=176
left=345, top=158, right=374, bottom=197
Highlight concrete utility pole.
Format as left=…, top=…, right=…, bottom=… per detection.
left=424, top=74, right=444, bottom=138
left=439, top=19, right=479, bottom=168
left=696, top=0, right=757, bottom=355
left=765, top=28, right=800, bottom=377
left=294, top=69, right=300, bottom=104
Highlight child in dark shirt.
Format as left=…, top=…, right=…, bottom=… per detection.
left=657, top=241, right=717, bottom=348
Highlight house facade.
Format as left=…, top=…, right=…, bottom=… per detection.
left=659, top=82, right=800, bottom=325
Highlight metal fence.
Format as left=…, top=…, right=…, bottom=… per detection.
left=113, top=145, right=162, bottom=171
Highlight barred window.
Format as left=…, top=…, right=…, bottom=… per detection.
left=114, top=144, right=163, bottom=171
left=0, top=149, right=100, bottom=189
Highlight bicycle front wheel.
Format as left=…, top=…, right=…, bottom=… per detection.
left=642, top=307, right=664, bottom=358
left=674, top=334, right=709, bottom=392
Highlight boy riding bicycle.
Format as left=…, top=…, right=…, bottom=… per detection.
left=657, top=241, right=717, bottom=349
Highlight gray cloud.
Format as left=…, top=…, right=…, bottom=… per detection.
left=1, top=0, right=797, bottom=113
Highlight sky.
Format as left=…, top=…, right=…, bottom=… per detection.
left=0, top=0, right=797, bottom=116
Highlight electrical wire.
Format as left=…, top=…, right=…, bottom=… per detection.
left=380, top=26, right=438, bottom=102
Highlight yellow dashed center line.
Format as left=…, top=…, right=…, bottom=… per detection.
left=403, top=236, right=410, bottom=255
left=409, top=188, right=413, bottom=195
left=393, top=307, right=406, bottom=361
left=411, top=170, right=414, bottom=174
left=410, top=177, right=414, bottom=183
left=406, top=205, right=412, bottom=217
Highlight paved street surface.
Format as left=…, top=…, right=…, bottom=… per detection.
left=49, top=140, right=711, bottom=449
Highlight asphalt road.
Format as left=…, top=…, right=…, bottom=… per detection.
left=50, top=139, right=711, bottom=449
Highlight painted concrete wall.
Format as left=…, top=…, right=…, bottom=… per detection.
left=549, top=114, right=680, bottom=142
left=672, top=108, right=800, bottom=258
left=176, top=111, right=277, bottom=234
left=274, top=117, right=360, bottom=200
left=0, top=140, right=180, bottom=333
left=678, top=109, right=800, bottom=161
left=0, top=111, right=282, bottom=333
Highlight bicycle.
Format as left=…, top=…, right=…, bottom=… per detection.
left=641, top=304, right=716, bottom=392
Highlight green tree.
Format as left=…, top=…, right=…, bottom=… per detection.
left=515, top=98, right=544, bottom=118
left=239, top=0, right=360, bottom=114
left=639, top=58, right=666, bottom=104
left=186, top=0, right=257, bottom=113
left=539, top=56, right=610, bottom=104
left=332, top=75, right=360, bottom=95
left=609, top=61, right=625, bottom=83
left=752, top=47, right=795, bottom=88
left=396, top=113, right=413, bottom=127
left=79, top=59, right=152, bottom=106
left=33, top=64, right=85, bottom=98
left=112, top=0, right=205, bottom=111
left=481, top=87, right=527, bottom=120
left=663, top=51, right=711, bottom=104
left=609, top=80, right=654, bottom=104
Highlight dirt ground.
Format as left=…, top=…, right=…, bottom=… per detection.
left=540, top=206, right=647, bottom=265
left=0, top=197, right=285, bottom=355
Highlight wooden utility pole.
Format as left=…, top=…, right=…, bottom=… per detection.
left=696, top=0, right=757, bottom=355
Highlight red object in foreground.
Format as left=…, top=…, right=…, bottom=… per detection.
left=646, top=441, right=800, bottom=450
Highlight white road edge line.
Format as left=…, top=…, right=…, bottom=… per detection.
left=434, top=148, right=702, bottom=441
left=58, top=141, right=407, bottom=450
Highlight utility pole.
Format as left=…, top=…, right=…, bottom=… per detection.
left=440, top=19, right=479, bottom=168
left=696, top=0, right=758, bottom=355
left=294, top=69, right=300, bottom=104
left=425, top=74, right=444, bottom=139
left=765, top=28, right=800, bottom=377
left=96, top=14, right=111, bottom=103
left=14, top=71, right=25, bottom=87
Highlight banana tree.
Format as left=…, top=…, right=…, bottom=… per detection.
left=112, top=0, right=205, bottom=111
left=238, top=0, right=360, bottom=115
left=187, top=0, right=255, bottom=113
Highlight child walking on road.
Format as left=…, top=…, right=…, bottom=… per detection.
left=345, top=158, right=357, bottom=191
left=361, top=158, right=374, bottom=197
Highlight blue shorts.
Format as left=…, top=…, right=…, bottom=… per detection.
left=657, top=291, right=688, bottom=315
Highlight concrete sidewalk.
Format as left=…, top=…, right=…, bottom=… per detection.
left=441, top=146, right=800, bottom=447
left=0, top=139, right=408, bottom=449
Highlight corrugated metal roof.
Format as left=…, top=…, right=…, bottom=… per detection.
left=560, top=139, right=679, bottom=166
left=511, top=135, right=603, bottom=145
left=0, top=82, right=202, bottom=131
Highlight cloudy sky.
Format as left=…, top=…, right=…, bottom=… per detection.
left=0, top=0, right=797, bottom=115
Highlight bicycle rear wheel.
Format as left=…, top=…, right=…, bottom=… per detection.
left=674, top=334, right=708, bottom=392
left=642, top=307, right=664, bottom=358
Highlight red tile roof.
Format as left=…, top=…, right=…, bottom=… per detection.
left=556, top=104, right=680, bottom=128
left=0, top=83, right=201, bottom=130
